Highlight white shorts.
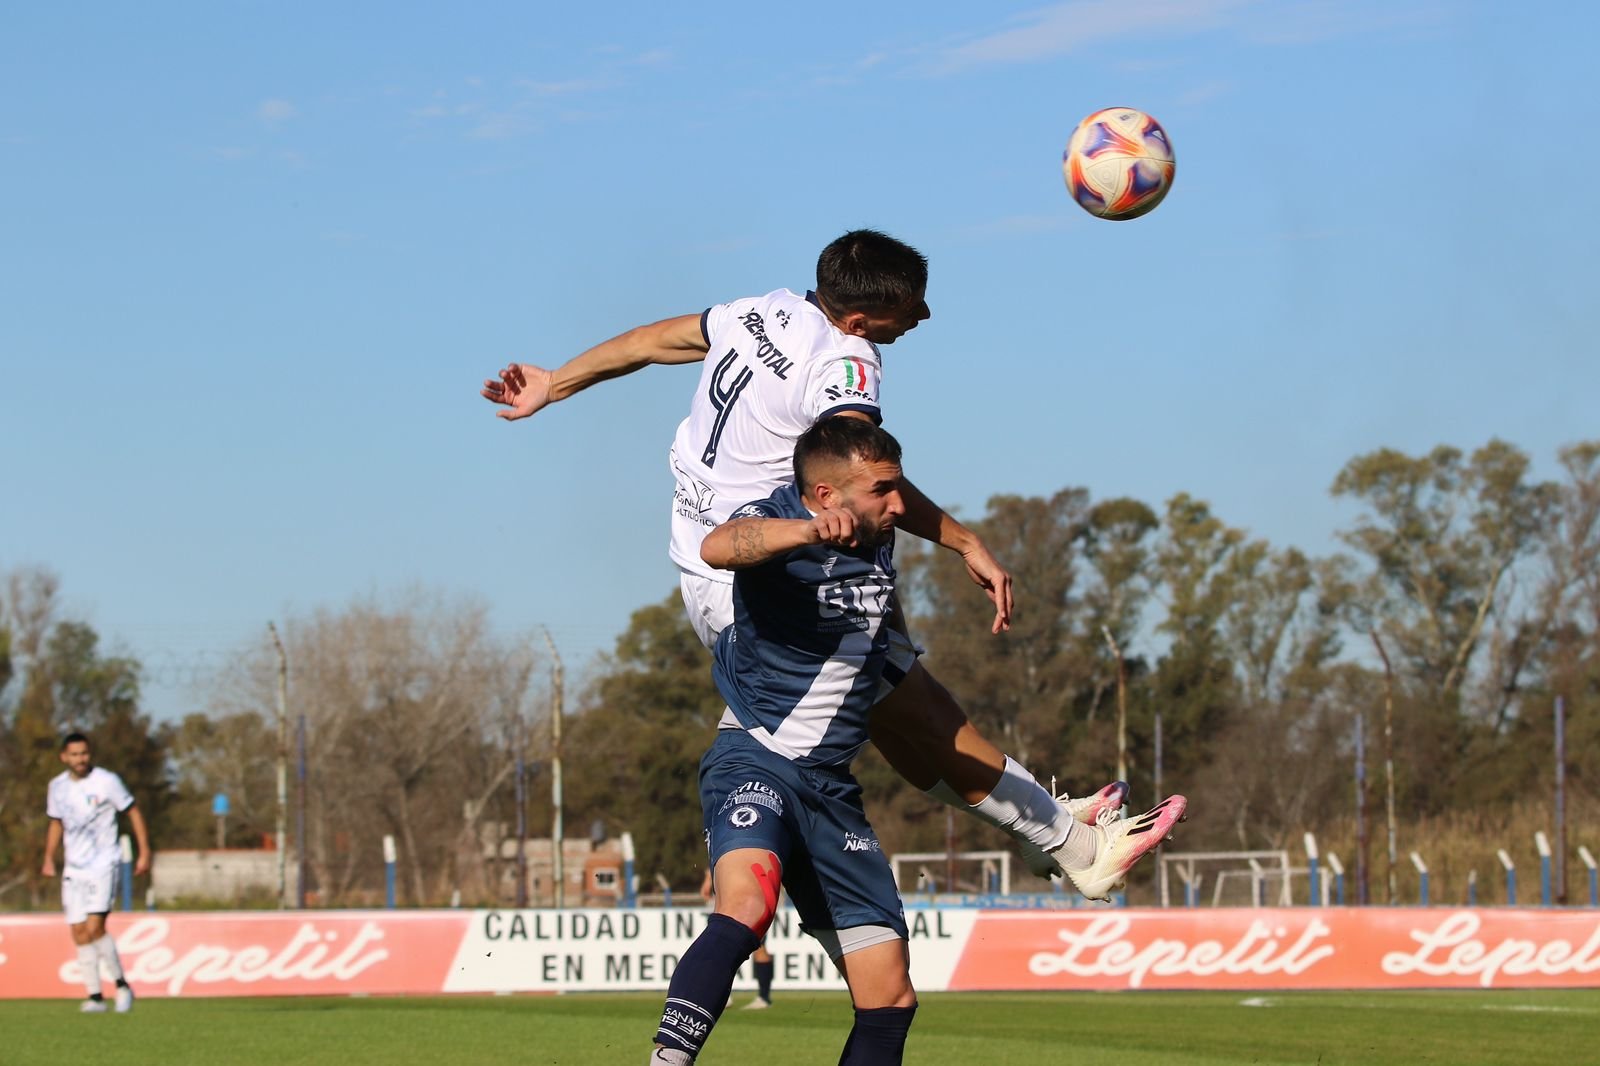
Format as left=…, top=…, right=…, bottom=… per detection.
left=677, top=571, right=921, bottom=697
left=62, top=866, right=118, bottom=925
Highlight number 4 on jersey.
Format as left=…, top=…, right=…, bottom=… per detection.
left=701, top=349, right=754, bottom=468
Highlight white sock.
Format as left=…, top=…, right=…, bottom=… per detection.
left=1050, top=817, right=1098, bottom=869
left=95, top=935, right=125, bottom=982
left=77, top=943, right=102, bottom=997
left=967, top=757, right=1073, bottom=852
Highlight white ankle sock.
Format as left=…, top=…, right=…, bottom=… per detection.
left=1051, top=817, right=1097, bottom=869
left=77, top=943, right=102, bottom=997
left=95, top=935, right=125, bottom=982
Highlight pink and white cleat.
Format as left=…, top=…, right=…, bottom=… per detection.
left=1063, top=795, right=1188, bottom=902
left=1064, top=780, right=1129, bottom=826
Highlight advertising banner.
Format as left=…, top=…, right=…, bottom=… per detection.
left=3, top=907, right=1598, bottom=997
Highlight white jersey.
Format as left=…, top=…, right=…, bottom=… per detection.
left=46, top=767, right=134, bottom=872
left=669, top=288, right=884, bottom=581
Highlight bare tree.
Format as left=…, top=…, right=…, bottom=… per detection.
left=203, top=589, right=538, bottom=905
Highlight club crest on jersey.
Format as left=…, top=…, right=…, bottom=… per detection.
left=728, top=805, right=761, bottom=829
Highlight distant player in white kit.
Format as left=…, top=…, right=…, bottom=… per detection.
left=41, top=732, right=150, bottom=1013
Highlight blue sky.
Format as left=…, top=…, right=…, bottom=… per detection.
left=3, top=1, right=1595, bottom=718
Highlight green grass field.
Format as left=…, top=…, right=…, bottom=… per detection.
left=2, top=989, right=1594, bottom=1065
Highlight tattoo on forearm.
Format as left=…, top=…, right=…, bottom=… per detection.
left=732, top=521, right=766, bottom=564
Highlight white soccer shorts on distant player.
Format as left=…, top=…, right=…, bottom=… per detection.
left=62, top=867, right=118, bottom=925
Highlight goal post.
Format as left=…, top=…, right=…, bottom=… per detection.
left=890, top=851, right=1013, bottom=897
left=1159, top=850, right=1301, bottom=907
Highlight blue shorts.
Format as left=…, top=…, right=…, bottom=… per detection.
left=700, top=730, right=907, bottom=940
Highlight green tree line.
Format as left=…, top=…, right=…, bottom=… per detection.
left=3, top=437, right=1595, bottom=905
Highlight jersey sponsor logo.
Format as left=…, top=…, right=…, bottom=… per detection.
left=817, top=576, right=890, bottom=632
left=774, top=308, right=792, bottom=329
left=675, top=468, right=717, bottom=515
left=820, top=554, right=837, bottom=577
left=842, top=832, right=881, bottom=853
left=662, top=1004, right=711, bottom=1040
left=737, top=311, right=793, bottom=380
left=731, top=504, right=767, bottom=520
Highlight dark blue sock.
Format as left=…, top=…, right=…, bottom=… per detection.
left=654, top=913, right=760, bottom=1058
left=754, top=959, right=774, bottom=1000
left=838, top=1004, right=917, bottom=1065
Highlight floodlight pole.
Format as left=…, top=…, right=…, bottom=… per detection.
left=268, top=622, right=290, bottom=909
left=1154, top=711, right=1165, bottom=904
left=514, top=714, right=528, bottom=909
left=1354, top=707, right=1370, bottom=905
left=1554, top=696, right=1567, bottom=903
left=1101, top=627, right=1128, bottom=784
left=1370, top=631, right=1399, bottom=905
left=542, top=628, right=565, bottom=909
left=295, top=713, right=308, bottom=908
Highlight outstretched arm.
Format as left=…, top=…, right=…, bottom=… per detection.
left=896, top=477, right=1014, bottom=634
left=481, top=314, right=710, bottom=421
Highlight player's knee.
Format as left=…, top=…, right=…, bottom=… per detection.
left=718, top=851, right=781, bottom=937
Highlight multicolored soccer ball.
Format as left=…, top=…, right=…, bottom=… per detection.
left=1062, top=107, right=1175, bottom=221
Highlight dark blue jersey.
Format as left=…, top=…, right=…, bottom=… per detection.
left=711, top=483, right=896, bottom=769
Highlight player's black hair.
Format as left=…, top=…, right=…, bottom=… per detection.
left=60, top=732, right=91, bottom=751
left=815, top=229, right=928, bottom=314
left=794, top=416, right=902, bottom=495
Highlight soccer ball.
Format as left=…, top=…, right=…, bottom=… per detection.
left=1062, top=107, right=1175, bottom=221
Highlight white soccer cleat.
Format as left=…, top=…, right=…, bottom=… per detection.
left=80, top=999, right=108, bottom=1013
left=741, top=996, right=770, bottom=1010
left=1063, top=795, right=1188, bottom=902
left=1018, top=780, right=1131, bottom=879
left=114, top=985, right=135, bottom=1013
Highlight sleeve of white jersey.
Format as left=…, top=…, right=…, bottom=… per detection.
left=107, top=771, right=135, bottom=812
left=805, top=351, right=883, bottom=424
left=46, top=779, right=62, bottom=819
left=700, top=302, right=733, bottom=349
